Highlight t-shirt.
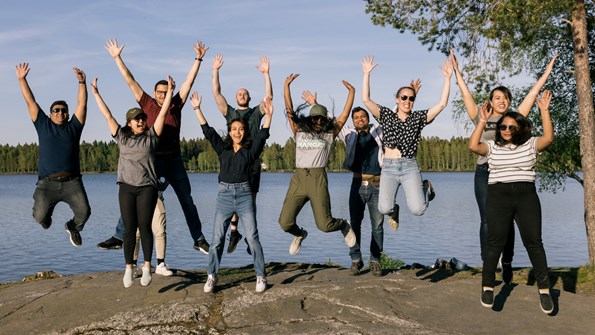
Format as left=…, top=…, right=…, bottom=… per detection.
left=475, top=108, right=519, bottom=165
left=295, top=131, right=334, bottom=168
left=375, top=105, right=429, bottom=158
left=486, top=137, right=538, bottom=184
left=225, top=104, right=263, bottom=140
left=139, top=92, right=184, bottom=156
left=114, top=126, right=159, bottom=187
left=33, top=106, right=83, bottom=178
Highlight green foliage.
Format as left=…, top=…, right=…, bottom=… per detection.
left=378, top=252, right=405, bottom=269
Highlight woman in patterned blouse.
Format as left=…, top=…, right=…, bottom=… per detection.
left=360, top=56, right=452, bottom=223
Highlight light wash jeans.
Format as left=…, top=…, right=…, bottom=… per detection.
left=378, top=158, right=430, bottom=216
left=208, top=182, right=265, bottom=277
left=349, top=179, right=384, bottom=262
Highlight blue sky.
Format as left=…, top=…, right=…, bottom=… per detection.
left=2, top=0, right=485, bottom=146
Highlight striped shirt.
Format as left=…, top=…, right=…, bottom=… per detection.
left=486, top=137, right=537, bottom=184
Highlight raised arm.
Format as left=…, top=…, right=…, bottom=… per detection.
left=261, top=96, right=273, bottom=129
left=333, top=80, right=355, bottom=138
left=517, top=55, right=558, bottom=116
left=256, top=56, right=273, bottom=114
left=450, top=49, right=480, bottom=120
left=15, top=63, right=39, bottom=121
left=284, top=73, right=300, bottom=136
left=105, top=38, right=144, bottom=102
left=468, top=101, right=492, bottom=156
left=535, top=90, right=554, bottom=152
left=211, top=54, right=229, bottom=115
left=154, top=76, right=175, bottom=136
left=72, top=67, right=88, bottom=125
left=361, top=56, right=380, bottom=119
left=426, top=58, right=453, bottom=122
left=190, top=91, right=207, bottom=126
left=177, top=40, right=209, bottom=104
left=410, top=78, right=422, bottom=95
left=90, top=78, right=119, bottom=136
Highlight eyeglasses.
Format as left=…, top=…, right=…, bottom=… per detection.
left=51, top=108, right=68, bottom=114
left=155, top=90, right=167, bottom=96
left=498, top=124, right=518, bottom=131
left=400, top=95, right=416, bottom=102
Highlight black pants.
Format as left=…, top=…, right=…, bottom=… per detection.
left=119, top=183, right=158, bottom=264
left=482, top=182, right=550, bottom=289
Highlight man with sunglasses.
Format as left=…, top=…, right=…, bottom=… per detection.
left=16, top=63, right=91, bottom=247
left=211, top=54, right=272, bottom=254
left=96, top=38, right=211, bottom=267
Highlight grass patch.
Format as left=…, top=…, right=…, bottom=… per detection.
left=378, top=252, right=405, bottom=269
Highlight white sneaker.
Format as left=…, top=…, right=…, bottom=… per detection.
left=341, top=220, right=356, bottom=247
left=255, top=276, right=267, bottom=293
left=289, top=229, right=308, bottom=255
left=140, top=266, right=152, bottom=286
left=155, top=262, right=173, bottom=276
left=204, top=274, right=217, bottom=293
left=123, top=267, right=133, bottom=288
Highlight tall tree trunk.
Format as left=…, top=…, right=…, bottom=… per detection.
left=571, top=0, right=595, bottom=264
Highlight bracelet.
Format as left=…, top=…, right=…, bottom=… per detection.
left=195, top=57, right=203, bottom=61
left=193, top=106, right=200, bottom=110
left=79, top=81, right=86, bottom=84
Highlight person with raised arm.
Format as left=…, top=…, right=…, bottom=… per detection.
left=451, top=50, right=557, bottom=284
left=278, top=74, right=356, bottom=255
left=91, top=76, right=175, bottom=288
left=191, top=92, right=271, bottom=293
left=212, top=54, right=272, bottom=253
left=468, top=90, right=555, bottom=314
left=16, top=63, right=91, bottom=248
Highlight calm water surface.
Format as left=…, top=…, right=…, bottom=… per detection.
left=0, top=172, right=587, bottom=283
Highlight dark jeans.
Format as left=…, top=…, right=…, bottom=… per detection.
left=32, top=176, right=91, bottom=231
left=349, top=178, right=384, bottom=262
left=482, top=182, right=550, bottom=289
left=119, top=183, right=157, bottom=264
left=475, top=163, right=514, bottom=263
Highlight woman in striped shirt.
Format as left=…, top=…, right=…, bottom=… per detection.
left=468, top=90, right=554, bottom=314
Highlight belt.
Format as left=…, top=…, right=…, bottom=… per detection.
left=42, top=175, right=79, bottom=182
left=359, top=176, right=380, bottom=187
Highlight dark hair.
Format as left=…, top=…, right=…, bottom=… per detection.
left=154, top=80, right=168, bottom=91
left=288, top=103, right=336, bottom=134
left=223, top=118, right=252, bottom=150
left=395, top=86, right=416, bottom=98
left=489, top=86, right=513, bottom=102
left=495, top=111, right=532, bottom=146
left=50, top=100, right=69, bottom=112
left=351, top=106, right=369, bottom=119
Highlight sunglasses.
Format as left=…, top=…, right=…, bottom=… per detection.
left=400, top=95, right=416, bottom=102
left=133, top=114, right=147, bottom=122
left=51, top=108, right=68, bottom=114
left=498, top=124, right=518, bottom=131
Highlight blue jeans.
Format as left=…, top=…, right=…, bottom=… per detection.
left=208, top=182, right=265, bottom=277
left=349, top=178, right=384, bottom=262
left=475, top=163, right=515, bottom=263
left=32, top=176, right=91, bottom=231
left=378, top=158, right=429, bottom=216
left=113, top=155, right=205, bottom=242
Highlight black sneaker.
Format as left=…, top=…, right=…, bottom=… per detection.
left=388, top=204, right=400, bottom=230
left=66, top=229, right=82, bottom=247
left=539, top=292, right=554, bottom=314
left=423, top=179, right=436, bottom=201
left=194, top=239, right=210, bottom=254
left=370, top=260, right=382, bottom=277
left=502, top=262, right=513, bottom=285
left=97, top=236, right=123, bottom=250
left=480, top=288, right=494, bottom=308
left=350, top=260, right=364, bottom=276
left=227, top=231, right=242, bottom=254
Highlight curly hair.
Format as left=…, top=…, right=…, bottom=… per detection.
left=222, top=118, right=252, bottom=150
left=494, top=111, right=532, bottom=146
left=287, top=103, right=336, bottom=134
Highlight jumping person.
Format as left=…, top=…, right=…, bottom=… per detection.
left=191, top=92, right=271, bottom=293
left=278, top=73, right=356, bottom=255
left=16, top=63, right=91, bottom=247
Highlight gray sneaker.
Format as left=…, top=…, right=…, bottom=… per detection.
left=350, top=260, right=364, bottom=276
left=370, top=260, right=382, bottom=277
left=289, top=229, right=308, bottom=255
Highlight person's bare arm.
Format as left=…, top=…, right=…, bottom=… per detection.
left=154, top=76, right=175, bottom=137
left=284, top=73, right=300, bottom=136
left=256, top=56, right=273, bottom=113
left=334, top=80, right=355, bottom=138
left=105, top=38, right=144, bottom=102
left=517, top=55, right=558, bottom=116
left=90, top=78, right=119, bottom=136
left=361, top=56, right=380, bottom=119
left=468, top=101, right=491, bottom=156
left=72, top=67, right=88, bottom=125
left=15, top=63, right=39, bottom=121
left=426, top=59, right=453, bottom=122
left=535, top=90, right=554, bottom=152
left=451, top=49, right=480, bottom=121
left=211, top=54, right=229, bottom=115
left=178, top=40, right=209, bottom=104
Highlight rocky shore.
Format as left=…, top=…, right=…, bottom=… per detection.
left=1, top=262, right=594, bottom=334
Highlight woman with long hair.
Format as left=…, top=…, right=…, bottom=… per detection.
left=91, top=76, right=174, bottom=288
left=191, top=92, right=271, bottom=293
left=469, top=90, right=554, bottom=314
left=278, top=74, right=357, bottom=255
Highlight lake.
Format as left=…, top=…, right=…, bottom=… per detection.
left=0, top=172, right=587, bottom=283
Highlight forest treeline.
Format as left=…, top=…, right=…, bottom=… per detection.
left=0, top=136, right=478, bottom=174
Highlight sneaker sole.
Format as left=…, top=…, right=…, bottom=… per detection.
left=388, top=218, right=399, bottom=230
left=66, top=230, right=81, bottom=247
left=97, top=245, right=122, bottom=250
